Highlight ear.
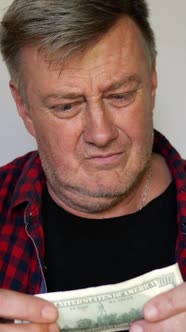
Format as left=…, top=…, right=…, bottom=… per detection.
left=150, top=62, right=158, bottom=110
left=9, top=80, right=36, bottom=138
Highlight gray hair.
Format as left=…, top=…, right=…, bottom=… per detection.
left=0, top=0, right=156, bottom=97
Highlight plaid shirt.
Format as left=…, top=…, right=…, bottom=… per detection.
left=0, top=130, right=186, bottom=295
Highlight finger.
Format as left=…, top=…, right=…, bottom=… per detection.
left=0, top=323, right=59, bottom=332
left=0, top=289, right=58, bottom=323
left=130, top=312, right=186, bottom=332
left=142, top=283, right=186, bottom=322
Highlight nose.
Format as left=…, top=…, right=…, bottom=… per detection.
left=83, top=101, right=118, bottom=147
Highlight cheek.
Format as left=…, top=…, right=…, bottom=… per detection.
left=32, top=113, right=82, bottom=163
left=116, top=101, right=153, bottom=145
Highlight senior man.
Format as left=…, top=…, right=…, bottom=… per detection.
left=0, top=0, right=186, bottom=331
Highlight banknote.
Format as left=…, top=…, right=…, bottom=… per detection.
left=34, top=263, right=183, bottom=332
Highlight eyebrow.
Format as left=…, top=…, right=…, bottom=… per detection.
left=42, top=74, right=141, bottom=103
left=105, top=74, right=142, bottom=92
left=42, top=92, right=82, bottom=103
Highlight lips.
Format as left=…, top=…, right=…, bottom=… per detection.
left=86, top=152, right=124, bottom=166
left=87, top=151, right=123, bottom=159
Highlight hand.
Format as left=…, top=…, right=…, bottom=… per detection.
left=130, top=282, right=186, bottom=332
left=0, top=288, right=59, bottom=331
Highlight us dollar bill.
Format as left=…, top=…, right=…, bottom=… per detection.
left=35, top=263, right=183, bottom=332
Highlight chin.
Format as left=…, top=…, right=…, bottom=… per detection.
left=63, top=193, right=126, bottom=215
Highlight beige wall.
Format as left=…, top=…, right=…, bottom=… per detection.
left=0, top=0, right=186, bottom=165
left=0, top=0, right=13, bottom=21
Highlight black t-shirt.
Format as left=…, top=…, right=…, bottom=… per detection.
left=43, top=181, right=178, bottom=289
left=42, top=181, right=177, bottom=330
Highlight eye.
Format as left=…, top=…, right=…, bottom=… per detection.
left=52, top=103, right=73, bottom=111
left=108, top=90, right=137, bottom=108
left=49, top=101, right=82, bottom=118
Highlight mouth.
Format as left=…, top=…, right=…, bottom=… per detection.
left=87, top=152, right=124, bottom=166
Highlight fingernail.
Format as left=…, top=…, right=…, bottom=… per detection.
left=41, top=305, right=57, bottom=320
left=144, top=304, right=158, bottom=320
left=130, top=325, right=144, bottom=332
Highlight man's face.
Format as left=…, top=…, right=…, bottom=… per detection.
left=12, top=18, right=157, bottom=217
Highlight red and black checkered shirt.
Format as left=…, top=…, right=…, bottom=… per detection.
left=0, top=130, right=186, bottom=294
